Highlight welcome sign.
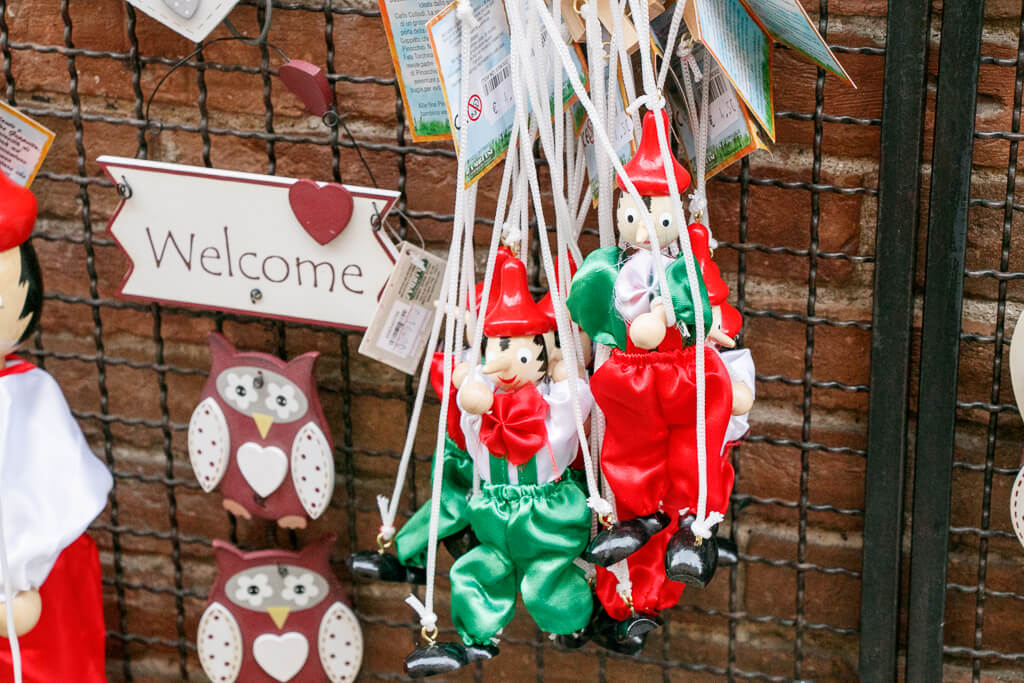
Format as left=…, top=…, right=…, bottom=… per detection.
left=98, top=156, right=400, bottom=330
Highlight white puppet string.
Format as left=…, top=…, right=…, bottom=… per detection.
left=629, top=0, right=720, bottom=538
left=507, top=0, right=611, bottom=517
left=377, top=118, right=522, bottom=542
left=530, top=0, right=677, bottom=331
left=0, top=493, right=23, bottom=683
left=407, top=0, right=477, bottom=637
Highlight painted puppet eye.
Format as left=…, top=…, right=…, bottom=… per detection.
left=517, top=349, right=531, bottom=364
left=660, top=212, right=672, bottom=228
left=625, top=209, right=637, bottom=224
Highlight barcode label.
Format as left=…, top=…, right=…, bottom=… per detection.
left=483, top=60, right=511, bottom=95
left=708, top=71, right=729, bottom=101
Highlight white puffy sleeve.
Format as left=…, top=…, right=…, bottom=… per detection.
left=720, top=348, right=756, bottom=447
left=539, top=377, right=593, bottom=482
left=0, top=367, right=113, bottom=599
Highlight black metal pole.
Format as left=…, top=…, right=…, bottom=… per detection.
left=906, top=1, right=986, bottom=680
left=859, top=0, right=932, bottom=678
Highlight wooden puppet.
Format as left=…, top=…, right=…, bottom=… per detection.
left=405, top=251, right=595, bottom=676
left=0, top=172, right=113, bottom=682
left=566, top=110, right=735, bottom=645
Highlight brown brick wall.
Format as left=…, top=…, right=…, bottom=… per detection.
left=2, top=0, right=1022, bottom=680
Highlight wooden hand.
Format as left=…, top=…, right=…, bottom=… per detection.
left=732, top=381, right=754, bottom=416
left=0, top=589, right=42, bottom=637
left=629, top=304, right=668, bottom=350
left=459, top=381, right=494, bottom=415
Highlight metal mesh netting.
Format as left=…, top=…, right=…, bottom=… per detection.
left=0, top=0, right=885, bottom=680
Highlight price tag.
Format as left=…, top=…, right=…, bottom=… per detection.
left=359, top=243, right=446, bottom=374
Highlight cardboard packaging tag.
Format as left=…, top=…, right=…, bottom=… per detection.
left=359, top=243, right=446, bottom=374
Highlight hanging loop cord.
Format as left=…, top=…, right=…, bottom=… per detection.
left=681, top=49, right=712, bottom=229
left=627, top=0, right=718, bottom=539
left=406, top=0, right=478, bottom=643
left=0, top=494, right=23, bottom=683
left=502, top=0, right=610, bottom=518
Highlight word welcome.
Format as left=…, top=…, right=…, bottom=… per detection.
left=145, top=225, right=364, bottom=294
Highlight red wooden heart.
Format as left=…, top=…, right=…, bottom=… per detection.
left=279, top=60, right=334, bottom=116
left=287, top=179, right=354, bottom=246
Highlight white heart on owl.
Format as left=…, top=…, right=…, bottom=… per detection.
left=253, top=632, right=308, bottom=682
left=237, top=442, right=288, bottom=497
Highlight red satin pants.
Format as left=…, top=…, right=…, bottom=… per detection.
left=0, top=534, right=107, bottom=683
left=591, top=345, right=734, bottom=619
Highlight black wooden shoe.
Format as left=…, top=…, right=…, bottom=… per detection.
left=404, top=642, right=469, bottom=678
left=589, top=603, right=654, bottom=656
left=613, top=611, right=662, bottom=642
left=583, top=510, right=671, bottom=567
left=465, top=642, right=500, bottom=662
left=441, top=526, right=480, bottom=559
left=664, top=514, right=718, bottom=587
left=555, top=625, right=593, bottom=649
left=347, top=550, right=426, bottom=585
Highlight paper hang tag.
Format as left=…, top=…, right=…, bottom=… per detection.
left=685, top=0, right=776, bottom=141
left=0, top=102, right=54, bottom=187
left=359, top=243, right=446, bottom=375
left=379, top=0, right=453, bottom=141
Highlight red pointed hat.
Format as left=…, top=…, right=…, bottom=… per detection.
left=0, top=172, right=37, bottom=252
left=688, top=223, right=729, bottom=306
left=470, top=246, right=514, bottom=312
left=538, top=254, right=578, bottom=327
left=617, top=110, right=691, bottom=197
left=483, top=254, right=554, bottom=338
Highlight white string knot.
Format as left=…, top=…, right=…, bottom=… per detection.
left=688, top=511, right=725, bottom=540
left=626, top=92, right=665, bottom=114
left=688, top=190, right=707, bottom=223
left=405, top=595, right=438, bottom=631
left=455, top=0, right=477, bottom=27
left=376, top=494, right=397, bottom=541
left=500, top=221, right=521, bottom=247
left=587, top=495, right=613, bottom=517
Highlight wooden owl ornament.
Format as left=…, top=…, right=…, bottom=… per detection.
left=198, top=535, right=363, bottom=683
left=189, top=332, right=335, bottom=528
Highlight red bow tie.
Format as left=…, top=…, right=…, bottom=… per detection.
left=479, top=383, right=549, bottom=466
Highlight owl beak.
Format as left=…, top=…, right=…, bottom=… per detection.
left=267, top=605, right=291, bottom=629
left=252, top=413, right=275, bottom=439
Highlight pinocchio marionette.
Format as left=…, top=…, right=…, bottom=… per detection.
left=567, top=110, right=737, bottom=647
left=0, top=172, right=112, bottom=682
left=405, top=250, right=594, bottom=677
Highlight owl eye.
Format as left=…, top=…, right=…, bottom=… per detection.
left=224, top=372, right=258, bottom=410
left=233, top=573, right=273, bottom=608
left=265, top=383, right=300, bottom=420
left=282, top=572, right=321, bottom=607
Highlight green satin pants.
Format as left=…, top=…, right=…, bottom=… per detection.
left=450, top=478, right=593, bottom=645
left=394, top=435, right=474, bottom=568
